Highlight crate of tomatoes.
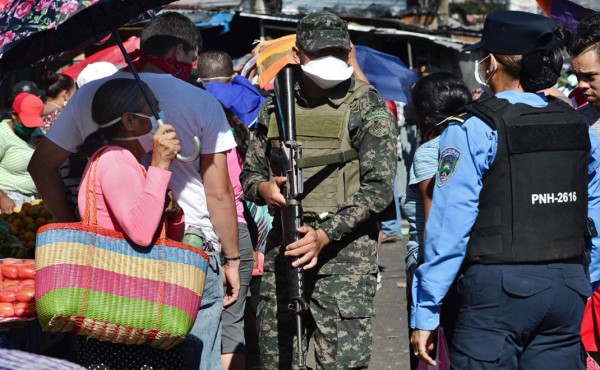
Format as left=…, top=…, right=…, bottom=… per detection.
left=0, top=259, right=36, bottom=322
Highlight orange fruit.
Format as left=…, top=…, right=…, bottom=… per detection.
left=40, top=208, right=52, bottom=219
left=35, top=218, right=46, bottom=227
left=24, top=231, right=35, bottom=242
left=26, top=206, right=40, bottom=219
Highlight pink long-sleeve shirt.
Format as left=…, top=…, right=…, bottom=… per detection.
left=78, top=146, right=184, bottom=246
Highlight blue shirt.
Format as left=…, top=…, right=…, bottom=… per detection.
left=410, top=91, right=600, bottom=330
left=205, top=75, right=266, bottom=128
left=401, top=136, right=440, bottom=269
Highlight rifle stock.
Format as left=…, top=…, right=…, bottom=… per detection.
left=274, top=65, right=308, bottom=369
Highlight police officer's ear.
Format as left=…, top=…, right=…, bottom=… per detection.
left=486, top=54, right=499, bottom=79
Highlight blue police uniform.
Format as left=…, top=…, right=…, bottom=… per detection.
left=411, top=90, right=600, bottom=369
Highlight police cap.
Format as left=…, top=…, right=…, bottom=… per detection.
left=464, top=11, right=562, bottom=54
left=296, top=11, right=351, bottom=53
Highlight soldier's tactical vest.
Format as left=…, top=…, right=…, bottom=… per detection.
left=464, top=95, right=590, bottom=264
left=266, top=80, right=372, bottom=219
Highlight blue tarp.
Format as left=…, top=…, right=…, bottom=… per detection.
left=195, top=12, right=234, bottom=34
left=355, top=45, right=418, bottom=103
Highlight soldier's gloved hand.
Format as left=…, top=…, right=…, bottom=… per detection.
left=258, top=177, right=287, bottom=213
left=285, top=226, right=330, bottom=270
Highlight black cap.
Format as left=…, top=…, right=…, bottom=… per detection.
left=464, top=11, right=563, bottom=54
left=10, top=80, right=43, bottom=101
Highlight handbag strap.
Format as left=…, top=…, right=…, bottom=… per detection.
left=83, top=146, right=169, bottom=240
left=82, top=147, right=110, bottom=226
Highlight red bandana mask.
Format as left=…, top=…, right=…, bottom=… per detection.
left=126, top=50, right=193, bottom=81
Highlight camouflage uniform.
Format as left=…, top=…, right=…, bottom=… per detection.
left=240, top=12, right=397, bottom=370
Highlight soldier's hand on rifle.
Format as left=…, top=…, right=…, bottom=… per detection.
left=258, top=177, right=287, bottom=212
left=285, top=226, right=330, bottom=270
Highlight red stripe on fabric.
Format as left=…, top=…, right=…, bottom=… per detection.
left=36, top=264, right=200, bottom=317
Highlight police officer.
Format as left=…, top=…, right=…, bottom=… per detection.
left=240, top=11, right=397, bottom=370
left=410, top=11, right=600, bottom=369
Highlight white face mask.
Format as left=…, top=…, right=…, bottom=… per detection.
left=474, top=54, right=492, bottom=86
left=110, top=111, right=166, bottom=153
left=301, top=55, right=354, bottom=90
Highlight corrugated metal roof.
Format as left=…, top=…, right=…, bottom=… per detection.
left=281, top=0, right=407, bottom=16
left=167, top=0, right=241, bottom=10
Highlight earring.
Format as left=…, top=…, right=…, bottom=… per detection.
left=486, top=70, right=490, bottom=74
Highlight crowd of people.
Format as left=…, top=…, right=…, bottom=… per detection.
left=2, top=5, right=600, bottom=370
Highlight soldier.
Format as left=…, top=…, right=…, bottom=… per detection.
left=240, top=11, right=397, bottom=370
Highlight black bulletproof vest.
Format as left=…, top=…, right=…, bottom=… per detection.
left=465, top=95, right=590, bottom=264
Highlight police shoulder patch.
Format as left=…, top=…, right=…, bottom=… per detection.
left=437, top=147, right=461, bottom=187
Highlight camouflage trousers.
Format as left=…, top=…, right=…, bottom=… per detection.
left=258, top=265, right=377, bottom=370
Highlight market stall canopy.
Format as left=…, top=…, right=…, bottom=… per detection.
left=166, top=0, right=240, bottom=10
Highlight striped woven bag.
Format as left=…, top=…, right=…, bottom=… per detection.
left=34, top=148, right=209, bottom=350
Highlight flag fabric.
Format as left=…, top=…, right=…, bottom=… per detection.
left=536, top=0, right=594, bottom=31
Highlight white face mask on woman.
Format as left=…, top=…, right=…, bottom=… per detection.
left=474, top=54, right=492, bottom=86
left=101, top=111, right=166, bottom=153
left=301, top=55, right=354, bottom=90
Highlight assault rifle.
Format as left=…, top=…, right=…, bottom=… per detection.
left=273, top=65, right=308, bottom=369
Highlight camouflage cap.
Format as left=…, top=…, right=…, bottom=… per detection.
left=296, top=12, right=351, bottom=53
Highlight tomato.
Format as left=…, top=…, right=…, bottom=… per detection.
left=3, top=280, right=18, bottom=289
left=0, top=289, right=16, bottom=303
left=17, top=265, right=35, bottom=280
left=1, top=265, right=18, bottom=280
left=22, top=260, right=35, bottom=266
left=1, top=259, right=22, bottom=266
left=19, top=279, right=35, bottom=287
left=16, top=286, right=34, bottom=303
left=13, top=302, right=26, bottom=317
left=0, top=302, right=14, bottom=317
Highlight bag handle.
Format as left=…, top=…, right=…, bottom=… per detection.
left=82, top=147, right=109, bottom=226
left=83, top=146, right=169, bottom=240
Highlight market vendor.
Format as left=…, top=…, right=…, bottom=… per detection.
left=0, top=93, right=44, bottom=213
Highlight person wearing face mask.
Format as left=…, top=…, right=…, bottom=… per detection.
left=197, top=50, right=267, bottom=130
left=74, top=77, right=186, bottom=369
left=28, top=12, right=240, bottom=370
left=410, top=11, right=600, bottom=369
left=240, top=11, right=397, bottom=369
left=0, top=93, right=45, bottom=213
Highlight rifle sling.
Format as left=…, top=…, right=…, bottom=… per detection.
left=296, top=149, right=358, bottom=169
